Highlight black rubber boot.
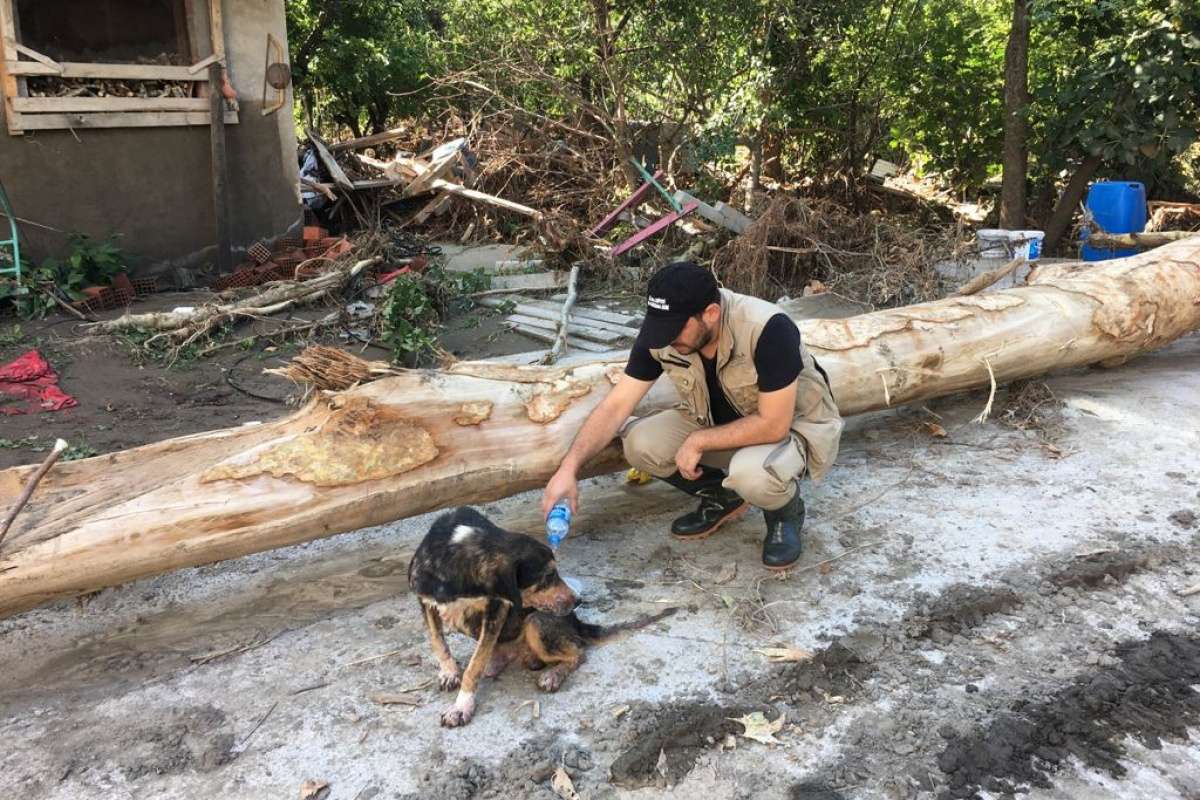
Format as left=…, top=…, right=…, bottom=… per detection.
left=659, top=468, right=748, bottom=540
left=762, top=489, right=805, bottom=570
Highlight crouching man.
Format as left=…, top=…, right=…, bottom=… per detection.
left=541, top=261, right=842, bottom=570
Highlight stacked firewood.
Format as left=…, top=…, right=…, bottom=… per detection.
left=27, top=76, right=192, bottom=98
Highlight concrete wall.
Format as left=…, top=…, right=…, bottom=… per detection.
left=0, top=0, right=301, bottom=279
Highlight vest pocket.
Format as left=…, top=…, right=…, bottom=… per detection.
left=721, top=360, right=758, bottom=415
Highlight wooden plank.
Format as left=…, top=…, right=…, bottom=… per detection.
left=0, top=0, right=21, bottom=135
left=516, top=298, right=640, bottom=327
left=6, top=61, right=209, bottom=80
left=489, top=302, right=637, bottom=341
left=506, top=314, right=625, bottom=344
left=307, top=128, right=354, bottom=192
left=514, top=303, right=640, bottom=337
left=506, top=322, right=611, bottom=352
left=588, top=169, right=663, bottom=236
left=188, top=54, right=222, bottom=75
left=13, top=97, right=210, bottom=113
left=673, top=190, right=753, bottom=234
left=330, top=127, right=409, bottom=152
left=210, top=64, right=232, bottom=276
left=402, top=152, right=461, bottom=198
left=487, top=272, right=569, bottom=293
left=15, top=110, right=237, bottom=130
left=9, top=42, right=61, bottom=73
left=412, top=193, right=453, bottom=224
left=610, top=201, right=700, bottom=257
left=350, top=178, right=405, bottom=190
left=209, top=0, right=226, bottom=58
left=431, top=179, right=542, bottom=218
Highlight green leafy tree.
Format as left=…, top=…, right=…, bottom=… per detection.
left=288, top=0, right=443, bottom=136
left=1030, top=0, right=1200, bottom=248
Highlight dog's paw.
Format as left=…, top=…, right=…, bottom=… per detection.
left=438, top=668, right=462, bottom=691
left=439, top=693, right=476, bottom=727
left=484, top=652, right=514, bottom=679
left=536, top=670, right=566, bottom=693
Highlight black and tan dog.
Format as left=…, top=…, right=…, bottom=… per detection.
left=408, top=506, right=675, bottom=727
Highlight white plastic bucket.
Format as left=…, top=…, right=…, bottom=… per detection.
left=976, top=228, right=1044, bottom=261
left=1011, top=230, right=1045, bottom=262
left=976, top=229, right=1010, bottom=258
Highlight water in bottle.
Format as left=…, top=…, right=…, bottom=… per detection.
left=545, top=501, right=571, bottom=550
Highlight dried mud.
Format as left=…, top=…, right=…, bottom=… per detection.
left=936, top=631, right=1200, bottom=799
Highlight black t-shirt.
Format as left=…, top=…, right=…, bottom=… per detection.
left=624, top=313, right=803, bottom=425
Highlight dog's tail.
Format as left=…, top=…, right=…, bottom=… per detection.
left=571, top=607, right=679, bottom=642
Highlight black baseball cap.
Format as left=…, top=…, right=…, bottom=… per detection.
left=636, top=262, right=720, bottom=349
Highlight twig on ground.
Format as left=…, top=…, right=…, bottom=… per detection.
left=342, top=648, right=407, bottom=668
left=232, top=700, right=278, bottom=756
left=0, top=438, right=67, bottom=551
left=974, top=357, right=998, bottom=423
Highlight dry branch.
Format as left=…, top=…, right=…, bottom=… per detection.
left=955, top=257, right=1025, bottom=296
left=1086, top=231, right=1192, bottom=250
left=0, top=237, right=1197, bottom=617
left=541, top=264, right=581, bottom=365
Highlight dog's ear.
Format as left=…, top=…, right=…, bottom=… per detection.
left=494, top=567, right=524, bottom=612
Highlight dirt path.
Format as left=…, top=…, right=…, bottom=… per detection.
left=1, top=335, right=1197, bottom=800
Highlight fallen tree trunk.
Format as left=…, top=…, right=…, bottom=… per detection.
left=1085, top=231, right=1193, bottom=250
left=1, top=237, right=1198, bottom=617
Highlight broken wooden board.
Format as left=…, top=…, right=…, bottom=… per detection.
left=479, top=298, right=640, bottom=338
left=506, top=324, right=611, bottom=352
left=523, top=298, right=640, bottom=328
left=504, top=314, right=626, bottom=345
left=673, top=190, right=753, bottom=234
left=486, top=272, right=569, bottom=293
left=306, top=129, right=354, bottom=192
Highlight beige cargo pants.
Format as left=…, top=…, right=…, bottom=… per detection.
left=620, top=409, right=806, bottom=511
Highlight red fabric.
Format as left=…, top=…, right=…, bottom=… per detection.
left=0, top=350, right=78, bottom=415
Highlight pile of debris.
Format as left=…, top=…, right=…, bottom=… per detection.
left=712, top=195, right=958, bottom=307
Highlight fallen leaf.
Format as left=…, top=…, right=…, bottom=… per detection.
left=655, top=748, right=669, bottom=777
left=818, top=561, right=834, bottom=575
left=612, top=704, right=630, bottom=719
left=552, top=767, right=580, bottom=800
left=1042, top=442, right=1064, bottom=458
left=921, top=421, right=948, bottom=438
left=753, top=646, right=815, bottom=663
left=719, top=594, right=736, bottom=608
left=728, top=711, right=785, bottom=746
left=714, top=563, right=738, bottom=585
left=299, top=779, right=330, bottom=800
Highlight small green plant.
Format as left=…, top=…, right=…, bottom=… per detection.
left=0, top=436, right=96, bottom=460
left=0, top=233, right=127, bottom=319
left=63, top=233, right=125, bottom=286
left=379, top=273, right=439, bottom=363
left=0, top=323, right=24, bottom=347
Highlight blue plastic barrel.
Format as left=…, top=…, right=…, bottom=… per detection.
left=1081, top=181, right=1146, bottom=261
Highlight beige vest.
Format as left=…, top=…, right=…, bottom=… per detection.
left=648, top=289, right=843, bottom=480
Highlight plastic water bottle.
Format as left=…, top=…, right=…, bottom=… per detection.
left=546, top=501, right=571, bottom=550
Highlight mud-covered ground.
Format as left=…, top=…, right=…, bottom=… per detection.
left=1, top=335, right=1198, bottom=800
